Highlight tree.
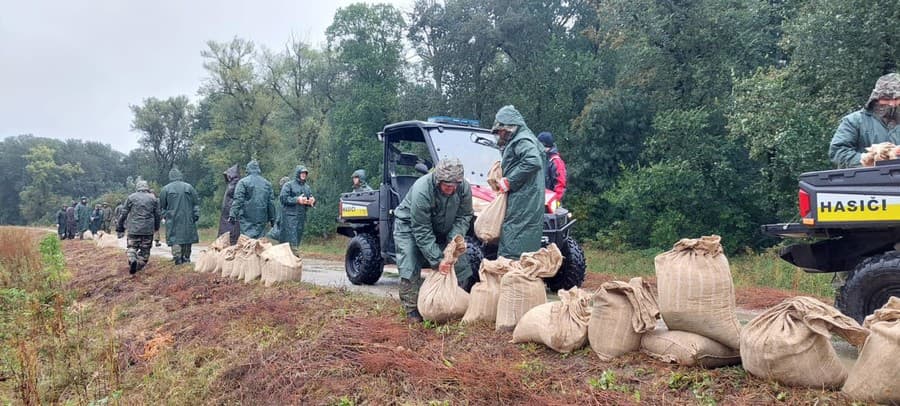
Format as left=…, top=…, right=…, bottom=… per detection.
left=130, top=96, right=196, bottom=184
left=18, top=145, right=83, bottom=223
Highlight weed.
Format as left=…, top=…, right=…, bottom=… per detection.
left=333, top=395, right=356, bottom=406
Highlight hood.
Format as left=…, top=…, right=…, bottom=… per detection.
left=294, top=165, right=308, bottom=183
left=169, top=168, right=183, bottom=182
left=867, top=73, right=900, bottom=109
left=223, top=164, right=240, bottom=183
left=246, top=160, right=261, bottom=175
left=494, top=105, right=528, bottom=127
left=352, top=169, right=367, bottom=183
left=80, top=196, right=87, bottom=201
left=135, top=180, right=150, bottom=192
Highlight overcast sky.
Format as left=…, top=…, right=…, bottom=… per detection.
left=0, top=0, right=411, bottom=154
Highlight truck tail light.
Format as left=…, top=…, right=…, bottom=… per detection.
left=338, top=201, right=343, bottom=217
left=798, top=189, right=811, bottom=218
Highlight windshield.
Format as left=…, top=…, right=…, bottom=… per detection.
left=429, top=128, right=500, bottom=186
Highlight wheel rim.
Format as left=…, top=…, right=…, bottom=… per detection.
left=346, top=243, right=361, bottom=277
left=867, top=285, right=900, bottom=315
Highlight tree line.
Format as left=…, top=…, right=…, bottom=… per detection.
left=3, top=0, right=899, bottom=252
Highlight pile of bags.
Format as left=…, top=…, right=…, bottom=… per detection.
left=496, top=244, right=563, bottom=331
left=194, top=233, right=233, bottom=274
left=94, top=231, right=120, bottom=249
left=195, top=233, right=303, bottom=287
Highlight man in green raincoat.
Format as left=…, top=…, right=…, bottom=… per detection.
left=351, top=169, right=373, bottom=192
left=228, top=160, right=276, bottom=239
left=393, top=157, right=473, bottom=323
left=160, top=168, right=200, bottom=265
left=830, top=73, right=900, bottom=168
left=117, top=181, right=161, bottom=274
left=75, top=196, right=91, bottom=239
left=276, top=165, right=315, bottom=249
left=491, top=105, right=546, bottom=259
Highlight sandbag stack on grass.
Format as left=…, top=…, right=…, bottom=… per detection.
left=589, top=277, right=660, bottom=361
left=473, top=161, right=507, bottom=244
left=843, top=296, right=900, bottom=403
left=418, top=236, right=470, bottom=323
left=740, top=296, right=868, bottom=388
left=512, top=287, right=592, bottom=353
left=496, top=244, right=562, bottom=331
left=95, top=231, right=120, bottom=249
left=234, top=239, right=267, bottom=283
left=219, top=235, right=249, bottom=278
left=641, top=328, right=742, bottom=368
left=654, top=235, right=742, bottom=350
left=194, top=249, right=217, bottom=273
left=462, top=257, right=514, bottom=324
left=260, top=243, right=303, bottom=287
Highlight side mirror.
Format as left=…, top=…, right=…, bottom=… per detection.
left=414, top=163, right=429, bottom=174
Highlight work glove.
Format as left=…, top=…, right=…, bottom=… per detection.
left=861, top=152, right=876, bottom=167
left=498, top=177, right=511, bottom=193
left=227, top=216, right=236, bottom=224
left=308, top=196, right=316, bottom=207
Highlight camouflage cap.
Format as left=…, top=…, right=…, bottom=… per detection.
left=435, top=157, right=464, bottom=183
left=867, top=73, right=900, bottom=109
left=135, top=180, right=150, bottom=191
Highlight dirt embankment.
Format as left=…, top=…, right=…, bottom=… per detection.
left=60, top=240, right=852, bottom=405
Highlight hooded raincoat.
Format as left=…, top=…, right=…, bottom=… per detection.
left=393, top=172, right=474, bottom=284
left=276, top=165, right=314, bottom=247
left=75, top=199, right=91, bottom=233
left=229, top=160, right=276, bottom=238
left=218, top=165, right=241, bottom=240
left=65, top=204, right=77, bottom=238
left=352, top=169, right=373, bottom=192
left=89, top=206, right=103, bottom=234
left=495, top=106, right=545, bottom=259
left=56, top=208, right=66, bottom=236
left=830, top=73, right=900, bottom=168
left=160, top=168, right=200, bottom=245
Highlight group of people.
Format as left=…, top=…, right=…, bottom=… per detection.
left=55, top=197, right=115, bottom=240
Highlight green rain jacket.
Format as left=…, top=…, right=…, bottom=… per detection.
left=352, top=169, right=373, bottom=192
left=75, top=200, right=91, bottom=232
left=229, top=160, right=276, bottom=238
left=495, top=106, right=546, bottom=259
left=117, top=183, right=161, bottom=237
left=160, top=168, right=200, bottom=245
left=277, top=165, right=314, bottom=247
left=393, top=172, right=473, bottom=277
left=829, top=110, right=900, bottom=168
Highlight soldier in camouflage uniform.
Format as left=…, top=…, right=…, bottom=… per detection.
left=117, top=180, right=161, bottom=274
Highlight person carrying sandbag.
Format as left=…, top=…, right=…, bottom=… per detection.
left=417, top=236, right=470, bottom=323
left=393, top=157, right=475, bottom=323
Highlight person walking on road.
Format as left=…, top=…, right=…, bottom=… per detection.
left=160, top=168, right=200, bottom=265
left=491, top=105, right=546, bottom=259
left=228, top=160, right=276, bottom=239
left=116, top=180, right=161, bottom=274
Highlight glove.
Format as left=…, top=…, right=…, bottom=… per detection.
left=861, top=152, right=876, bottom=167
left=498, top=177, right=511, bottom=193
left=227, top=216, right=236, bottom=224
left=193, top=215, right=199, bottom=223
left=308, top=196, right=316, bottom=206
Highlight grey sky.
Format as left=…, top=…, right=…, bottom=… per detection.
left=0, top=0, right=410, bottom=154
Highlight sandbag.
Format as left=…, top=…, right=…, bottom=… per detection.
left=193, top=249, right=217, bottom=273
left=512, top=288, right=592, bottom=353
left=654, top=235, right=741, bottom=349
left=740, top=296, right=868, bottom=388
left=82, top=230, right=94, bottom=240
left=496, top=244, right=562, bottom=331
left=220, top=245, right=239, bottom=278
left=235, top=239, right=266, bottom=283
left=417, top=236, right=469, bottom=323
left=96, top=232, right=120, bottom=249
left=842, top=296, right=900, bottom=403
left=260, top=243, right=303, bottom=287
left=474, top=161, right=506, bottom=244
left=589, top=277, right=660, bottom=361
left=462, top=257, right=514, bottom=324
left=641, top=328, right=741, bottom=368
left=210, top=232, right=232, bottom=251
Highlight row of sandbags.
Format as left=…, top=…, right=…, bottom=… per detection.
left=94, top=230, right=120, bottom=248
left=193, top=233, right=303, bottom=287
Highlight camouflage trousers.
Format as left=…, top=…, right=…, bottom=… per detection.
left=127, top=235, right=153, bottom=269
left=171, top=244, right=192, bottom=263
left=399, top=277, right=425, bottom=314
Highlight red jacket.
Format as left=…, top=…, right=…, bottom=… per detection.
left=546, top=148, right=567, bottom=202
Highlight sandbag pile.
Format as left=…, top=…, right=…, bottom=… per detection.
left=231, top=239, right=270, bottom=283
left=418, top=235, right=470, bottom=323
left=589, top=277, right=659, bottom=361
left=462, top=257, right=514, bottom=324
left=496, top=243, right=562, bottom=331
left=843, top=296, right=900, bottom=403
left=473, top=161, right=507, bottom=244
left=740, top=296, right=868, bottom=388
left=260, top=242, right=303, bottom=287
left=512, top=287, right=592, bottom=353
left=95, top=231, right=120, bottom=249
left=219, top=235, right=249, bottom=278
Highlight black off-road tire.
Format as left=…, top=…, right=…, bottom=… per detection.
left=345, top=233, right=384, bottom=285
left=543, top=236, right=587, bottom=293
left=836, top=251, right=900, bottom=324
left=463, top=236, right=485, bottom=292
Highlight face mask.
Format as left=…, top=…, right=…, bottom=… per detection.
left=874, top=104, right=900, bottom=124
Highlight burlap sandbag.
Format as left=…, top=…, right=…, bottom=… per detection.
left=193, top=249, right=217, bottom=273
left=260, top=243, right=303, bottom=287
left=234, top=239, right=265, bottom=283
left=512, top=287, right=592, bottom=353
left=417, top=236, right=470, bottom=323
left=83, top=230, right=94, bottom=240
left=842, top=296, right=900, bottom=403
left=740, top=296, right=868, bottom=388
left=462, top=257, right=514, bottom=324
left=641, top=328, right=741, bottom=368
left=474, top=161, right=506, bottom=244
left=210, top=232, right=232, bottom=251
left=220, top=245, right=239, bottom=278
left=496, top=244, right=563, bottom=331
left=654, top=235, right=741, bottom=349
left=589, top=277, right=660, bottom=361
left=96, top=232, right=120, bottom=249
